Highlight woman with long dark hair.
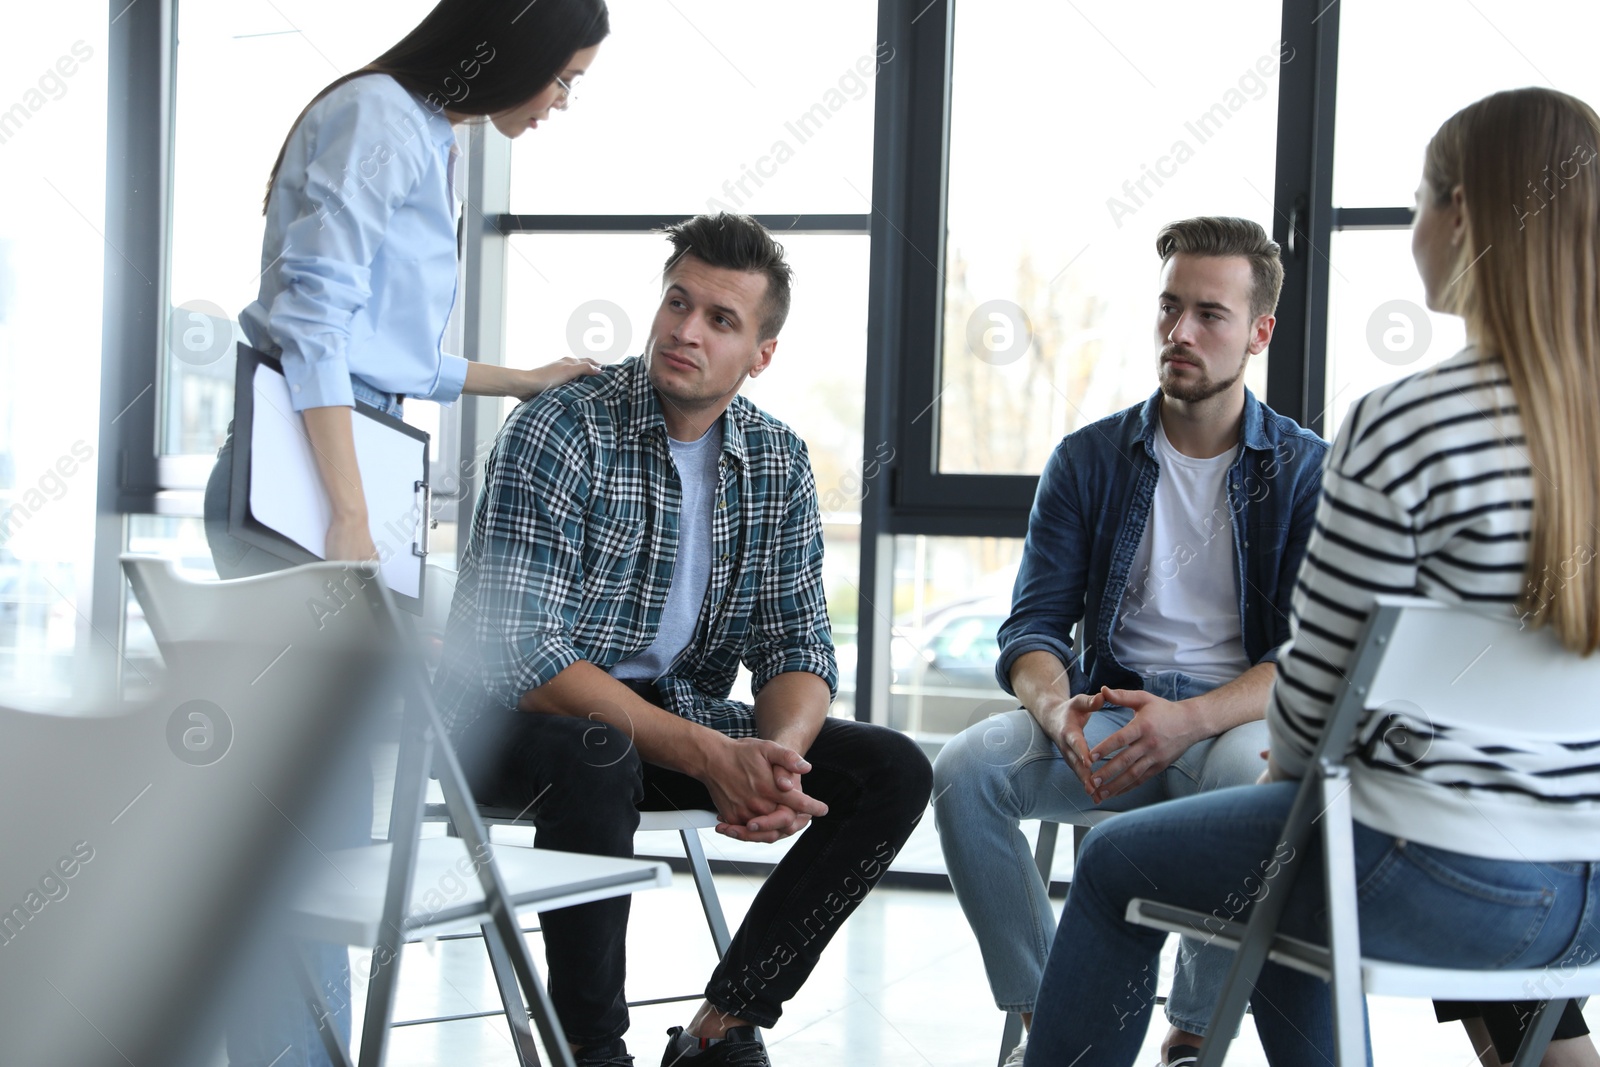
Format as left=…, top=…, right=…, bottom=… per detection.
left=1022, top=85, right=1600, bottom=1066
left=206, top=5, right=609, bottom=1065
left=207, top=0, right=610, bottom=575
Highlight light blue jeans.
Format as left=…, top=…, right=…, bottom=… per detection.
left=932, top=671, right=1267, bottom=1033
left=1023, top=782, right=1600, bottom=1065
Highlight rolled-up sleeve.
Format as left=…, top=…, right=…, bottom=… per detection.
left=472, top=406, right=592, bottom=708
left=995, top=438, right=1091, bottom=694
left=744, top=442, right=838, bottom=698
left=268, top=91, right=428, bottom=411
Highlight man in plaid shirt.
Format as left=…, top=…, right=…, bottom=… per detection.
left=435, top=213, right=932, bottom=1067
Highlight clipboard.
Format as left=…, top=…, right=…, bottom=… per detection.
left=228, top=343, right=430, bottom=614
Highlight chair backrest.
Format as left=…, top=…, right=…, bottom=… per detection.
left=1358, top=595, right=1599, bottom=739
left=1, top=559, right=410, bottom=1067
left=422, top=561, right=457, bottom=640
left=124, top=554, right=398, bottom=660
left=1165, top=597, right=1600, bottom=1067
left=419, top=561, right=457, bottom=671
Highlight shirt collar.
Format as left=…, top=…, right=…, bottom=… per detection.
left=1136, top=386, right=1271, bottom=455
left=1238, top=388, right=1270, bottom=450
left=618, top=355, right=750, bottom=468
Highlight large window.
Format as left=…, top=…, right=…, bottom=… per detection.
left=0, top=10, right=108, bottom=700
left=507, top=2, right=879, bottom=217
left=166, top=0, right=440, bottom=465
left=81, top=0, right=1600, bottom=733
left=1324, top=230, right=1466, bottom=434
left=1331, top=1, right=1596, bottom=208
left=497, top=0, right=880, bottom=715
left=886, top=535, right=1024, bottom=743
left=1322, top=0, right=1600, bottom=439
left=938, top=0, right=1280, bottom=476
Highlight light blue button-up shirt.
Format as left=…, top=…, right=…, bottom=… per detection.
left=241, top=74, right=470, bottom=411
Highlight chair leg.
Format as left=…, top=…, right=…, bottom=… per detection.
left=294, top=940, right=356, bottom=1067
left=997, top=1012, right=1024, bottom=1066
left=481, top=917, right=578, bottom=1067
left=1320, top=770, right=1366, bottom=1067
left=682, top=827, right=733, bottom=957
left=422, top=684, right=578, bottom=1067
left=359, top=699, right=433, bottom=1067
left=483, top=920, right=543, bottom=1067
left=1509, top=1000, right=1569, bottom=1067
left=996, top=822, right=1061, bottom=1066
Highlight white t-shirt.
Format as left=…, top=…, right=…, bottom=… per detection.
left=611, top=424, right=722, bottom=681
left=1113, top=420, right=1250, bottom=687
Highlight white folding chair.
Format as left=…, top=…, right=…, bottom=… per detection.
left=1124, top=595, right=1600, bottom=1066
left=123, top=555, right=671, bottom=1067
left=419, top=561, right=736, bottom=981
left=996, top=818, right=1104, bottom=1066
left=432, top=806, right=733, bottom=956
left=0, top=577, right=398, bottom=1067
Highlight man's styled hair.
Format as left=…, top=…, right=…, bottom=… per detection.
left=1155, top=216, right=1284, bottom=320
left=661, top=213, right=793, bottom=340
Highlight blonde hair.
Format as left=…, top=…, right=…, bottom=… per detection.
left=1425, top=87, right=1600, bottom=653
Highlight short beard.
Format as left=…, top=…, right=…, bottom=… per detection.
left=647, top=355, right=747, bottom=429
left=1159, top=345, right=1248, bottom=403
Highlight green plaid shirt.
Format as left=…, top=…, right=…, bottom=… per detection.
left=435, top=355, right=836, bottom=742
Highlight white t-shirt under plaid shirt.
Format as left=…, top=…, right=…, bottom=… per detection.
left=434, top=355, right=837, bottom=745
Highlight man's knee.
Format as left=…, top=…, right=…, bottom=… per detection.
left=932, top=709, right=1034, bottom=815
left=863, top=723, right=934, bottom=809
left=1198, top=719, right=1270, bottom=791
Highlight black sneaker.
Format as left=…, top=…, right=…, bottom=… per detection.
left=660, top=1025, right=770, bottom=1066
left=575, top=1037, right=635, bottom=1066
left=1161, top=1044, right=1201, bottom=1067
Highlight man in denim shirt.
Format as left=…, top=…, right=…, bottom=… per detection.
left=933, top=217, right=1326, bottom=1067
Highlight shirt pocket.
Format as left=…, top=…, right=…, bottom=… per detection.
left=580, top=502, right=646, bottom=600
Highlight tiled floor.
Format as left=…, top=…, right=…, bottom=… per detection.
left=331, top=820, right=1600, bottom=1066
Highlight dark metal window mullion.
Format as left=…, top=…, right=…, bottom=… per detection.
left=1267, top=0, right=1341, bottom=437
left=1331, top=206, right=1413, bottom=230
left=494, top=214, right=871, bottom=235
left=93, top=0, right=177, bottom=699
left=855, top=0, right=957, bottom=724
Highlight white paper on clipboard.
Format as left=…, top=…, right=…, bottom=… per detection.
left=246, top=364, right=427, bottom=599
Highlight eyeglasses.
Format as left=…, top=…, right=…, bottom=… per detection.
left=553, top=74, right=583, bottom=107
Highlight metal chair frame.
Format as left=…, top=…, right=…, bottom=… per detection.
left=123, top=556, right=670, bottom=1067
left=997, top=820, right=1133, bottom=1066
left=1124, top=596, right=1600, bottom=1066
left=423, top=802, right=735, bottom=1011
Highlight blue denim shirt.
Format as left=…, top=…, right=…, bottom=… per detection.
left=995, top=388, right=1328, bottom=697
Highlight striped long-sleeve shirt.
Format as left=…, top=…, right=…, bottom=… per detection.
left=1267, top=346, right=1600, bottom=861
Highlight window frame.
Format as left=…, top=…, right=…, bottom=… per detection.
left=97, top=0, right=1356, bottom=724
left=854, top=0, right=1345, bottom=718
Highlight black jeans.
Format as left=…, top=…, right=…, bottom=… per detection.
left=461, top=697, right=933, bottom=1046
